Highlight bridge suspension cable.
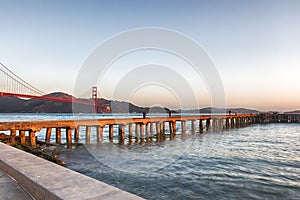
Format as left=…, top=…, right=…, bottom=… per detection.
left=0, top=62, right=45, bottom=96
left=0, top=62, right=109, bottom=112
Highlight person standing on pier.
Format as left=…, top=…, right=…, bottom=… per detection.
left=143, top=109, right=147, bottom=118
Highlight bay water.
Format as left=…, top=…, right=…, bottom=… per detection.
left=0, top=113, right=299, bottom=199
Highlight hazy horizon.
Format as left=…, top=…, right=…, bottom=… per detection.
left=1, top=0, right=299, bottom=112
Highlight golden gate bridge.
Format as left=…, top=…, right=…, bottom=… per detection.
left=0, top=62, right=109, bottom=113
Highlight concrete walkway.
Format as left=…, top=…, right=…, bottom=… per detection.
left=0, top=168, right=33, bottom=200
left=0, top=142, right=144, bottom=200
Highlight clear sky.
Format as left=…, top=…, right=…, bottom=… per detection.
left=0, top=0, right=299, bottom=111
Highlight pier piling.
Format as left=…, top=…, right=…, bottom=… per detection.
left=97, top=126, right=103, bottom=142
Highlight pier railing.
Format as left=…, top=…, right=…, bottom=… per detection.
left=0, top=113, right=299, bottom=148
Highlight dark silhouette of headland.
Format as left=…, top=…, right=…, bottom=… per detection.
left=0, top=91, right=268, bottom=114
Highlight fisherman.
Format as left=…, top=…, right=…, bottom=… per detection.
left=143, top=109, right=147, bottom=118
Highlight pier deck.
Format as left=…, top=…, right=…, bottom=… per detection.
left=0, top=114, right=260, bottom=148
left=0, top=113, right=299, bottom=148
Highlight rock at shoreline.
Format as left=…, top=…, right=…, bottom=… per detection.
left=0, top=133, right=66, bottom=166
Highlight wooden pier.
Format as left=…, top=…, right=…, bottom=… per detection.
left=0, top=113, right=299, bottom=148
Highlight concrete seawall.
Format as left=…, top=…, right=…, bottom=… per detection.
left=0, top=142, right=144, bottom=200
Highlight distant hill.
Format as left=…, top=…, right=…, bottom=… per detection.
left=284, top=110, right=300, bottom=114
left=0, top=92, right=261, bottom=114
left=180, top=107, right=260, bottom=114
left=0, top=92, right=168, bottom=113
left=0, top=96, right=25, bottom=112
left=0, top=92, right=74, bottom=113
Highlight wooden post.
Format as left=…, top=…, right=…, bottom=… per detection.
left=86, top=126, right=91, bottom=143
left=169, top=122, right=173, bottom=134
left=135, top=123, right=140, bottom=139
left=150, top=123, right=154, bottom=136
left=169, top=121, right=176, bottom=140
left=160, top=122, right=166, bottom=141
left=231, top=118, right=235, bottom=128
left=161, top=122, right=165, bottom=135
left=172, top=121, right=177, bottom=135
left=45, top=128, right=52, bottom=143
left=145, top=123, right=150, bottom=140
left=109, top=125, right=114, bottom=141
left=206, top=119, right=211, bottom=131
left=29, top=130, right=36, bottom=148
left=74, top=127, right=79, bottom=143
left=118, top=124, right=125, bottom=140
left=236, top=117, right=240, bottom=127
left=11, top=130, right=16, bottom=143
left=156, top=122, right=161, bottom=140
left=191, top=120, right=195, bottom=133
left=226, top=118, right=230, bottom=128
left=250, top=117, right=254, bottom=124
left=97, top=126, right=103, bottom=142
left=129, top=123, right=133, bottom=139
left=181, top=120, right=186, bottom=133
left=56, top=128, right=61, bottom=144
left=140, top=123, right=145, bottom=139
left=10, top=129, right=16, bottom=137
left=156, top=122, right=160, bottom=134
left=213, top=118, right=218, bottom=131
left=220, top=119, right=224, bottom=130
left=66, top=127, right=72, bottom=144
left=19, top=130, right=26, bottom=144
left=199, top=119, right=204, bottom=133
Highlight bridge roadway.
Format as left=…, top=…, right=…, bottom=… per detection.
left=0, top=114, right=260, bottom=148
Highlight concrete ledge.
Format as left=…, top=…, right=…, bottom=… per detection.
left=0, top=143, right=144, bottom=200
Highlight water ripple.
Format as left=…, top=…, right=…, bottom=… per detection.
left=56, top=122, right=300, bottom=199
